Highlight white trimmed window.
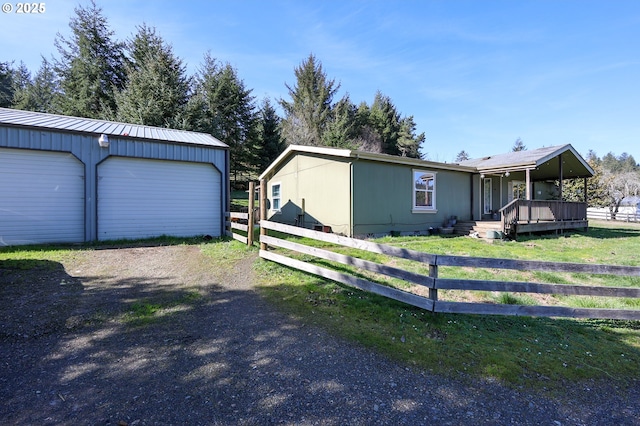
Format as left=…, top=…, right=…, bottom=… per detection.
left=413, top=170, right=436, bottom=212
left=271, top=183, right=281, bottom=211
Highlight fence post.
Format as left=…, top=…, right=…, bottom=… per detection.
left=259, top=179, right=267, bottom=250
left=429, top=257, right=438, bottom=312
left=247, top=181, right=255, bottom=246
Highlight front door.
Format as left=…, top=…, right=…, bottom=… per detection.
left=483, top=178, right=492, bottom=215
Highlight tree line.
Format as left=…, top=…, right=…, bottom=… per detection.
left=564, top=150, right=640, bottom=218
left=0, top=1, right=424, bottom=186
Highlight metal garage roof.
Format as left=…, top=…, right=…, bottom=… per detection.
left=0, top=107, right=227, bottom=148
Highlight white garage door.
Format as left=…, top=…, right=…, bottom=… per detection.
left=0, top=148, right=85, bottom=245
left=98, top=157, right=221, bottom=241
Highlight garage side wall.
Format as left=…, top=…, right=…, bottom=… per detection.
left=0, top=126, right=228, bottom=243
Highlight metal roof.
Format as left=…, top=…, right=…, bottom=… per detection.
left=0, top=107, right=227, bottom=148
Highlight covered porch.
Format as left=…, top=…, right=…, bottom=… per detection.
left=460, top=144, right=594, bottom=239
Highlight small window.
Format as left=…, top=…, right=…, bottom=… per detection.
left=271, top=183, right=281, bottom=211
left=413, top=170, right=436, bottom=211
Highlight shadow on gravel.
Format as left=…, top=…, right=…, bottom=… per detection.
left=1, top=257, right=639, bottom=425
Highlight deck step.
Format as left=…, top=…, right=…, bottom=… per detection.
left=454, top=221, right=502, bottom=237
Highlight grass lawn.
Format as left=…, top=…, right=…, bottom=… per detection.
left=255, top=220, right=640, bottom=388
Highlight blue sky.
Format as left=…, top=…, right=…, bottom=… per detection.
left=1, top=0, right=638, bottom=162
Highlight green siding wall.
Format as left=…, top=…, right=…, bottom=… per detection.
left=267, top=154, right=352, bottom=235
left=352, top=160, right=472, bottom=237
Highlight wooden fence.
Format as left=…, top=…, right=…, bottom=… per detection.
left=226, top=182, right=257, bottom=245
left=258, top=220, right=640, bottom=320
left=587, top=209, right=639, bottom=222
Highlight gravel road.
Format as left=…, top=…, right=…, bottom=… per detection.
left=1, top=245, right=638, bottom=425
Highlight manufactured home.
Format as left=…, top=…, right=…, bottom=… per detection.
left=259, top=144, right=594, bottom=238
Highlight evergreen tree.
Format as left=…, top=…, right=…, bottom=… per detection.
left=54, top=0, right=126, bottom=118
left=0, top=62, right=14, bottom=107
left=194, top=54, right=259, bottom=182
left=603, top=151, right=638, bottom=173
left=351, top=102, right=383, bottom=153
left=369, top=91, right=401, bottom=156
left=280, top=54, right=339, bottom=146
left=10, top=62, right=34, bottom=110
left=256, top=98, right=285, bottom=172
left=29, top=58, right=61, bottom=113
left=322, top=94, right=358, bottom=148
left=397, top=116, right=424, bottom=158
left=114, top=24, right=191, bottom=127
left=562, top=155, right=606, bottom=205
left=512, top=137, right=526, bottom=152
left=455, top=150, right=471, bottom=162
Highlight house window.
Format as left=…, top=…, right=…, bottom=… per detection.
left=271, top=183, right=281, bottom=211
left=509, top=180, right=526, bottom=202
left=413, top=170, right=436, bottom=212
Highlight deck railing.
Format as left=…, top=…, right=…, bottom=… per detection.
left=499, top=200, right=588, bottom=234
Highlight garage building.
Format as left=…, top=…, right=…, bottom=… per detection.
left=0, top=107, right=229, bottom=245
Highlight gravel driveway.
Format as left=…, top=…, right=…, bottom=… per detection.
left=1, top=245, right=638, bottom=425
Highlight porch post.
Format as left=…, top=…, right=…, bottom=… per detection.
left=558, top=154, right=564, bottom=200
left=526, top=168, right=532, bottom=224
left=559, top=154, right=564, bottom=221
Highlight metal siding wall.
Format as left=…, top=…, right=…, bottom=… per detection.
left=0, top=125, right=228, bottom=243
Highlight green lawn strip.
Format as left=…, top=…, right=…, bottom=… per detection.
left=255, top=224, right=640, bottom=387
left=256, top=259, right=640, bottom=387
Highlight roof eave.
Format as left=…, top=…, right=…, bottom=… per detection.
left=258, top=145, right=476, bottom=180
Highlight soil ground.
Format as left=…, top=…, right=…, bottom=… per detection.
left=1, top=244, right=639, bottom=425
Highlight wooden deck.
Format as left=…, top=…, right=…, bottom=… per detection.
left=500, top=199, right=589, bottom=239
left=455, top=201, right=589, bottom=239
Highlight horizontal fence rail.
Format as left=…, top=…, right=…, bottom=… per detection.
left=259, top=220, right=640, bottom=320
left=587, top=209, right=639, bottom=222
left=226, top=212, right=250, bottom=244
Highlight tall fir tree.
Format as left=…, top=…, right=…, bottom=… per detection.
left=397, top=116, right=424, bottom=158
left=256, top=98, right=285, bottom=172
left=369, top=91, right=401, bottom=156
left=0, top=62, right=14, bottom=108
left=455, top=150, right=471, bottom=162
left=54, top=0, right=126, bottom=118
left=322, top=94, right=358, bottom=149
left=114, top=24, right=191, bottom=127
left=512, top=137, right=526, bottom=152
left=10, top=62, right=34, bottom=110
left=29, top=58, right=61, bottom=113
left=280, top=54, right=339, bottom=146
left=194, top=54, right=259, bottom=182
